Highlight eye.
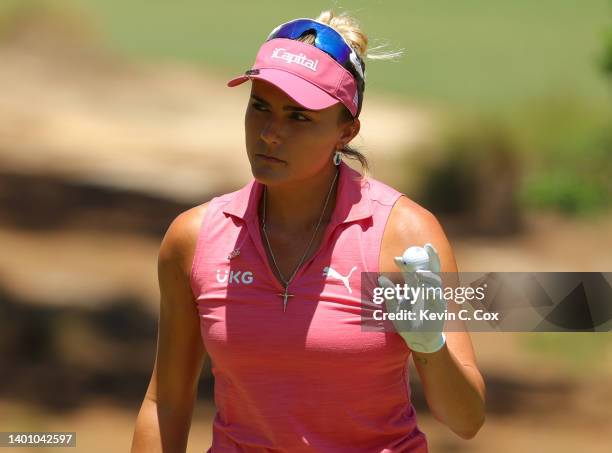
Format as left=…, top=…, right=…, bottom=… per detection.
left=291, top=112, right=311, bottom=122
left=251, top=102, right=268, bottom=111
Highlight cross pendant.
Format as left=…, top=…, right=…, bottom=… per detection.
left=278, top=288, right=295, bottom=312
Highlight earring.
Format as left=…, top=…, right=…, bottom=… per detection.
left=333, top=150, right=343, bottom=166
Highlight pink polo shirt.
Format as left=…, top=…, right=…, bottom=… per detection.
left=190, top=161, right=428, bottom=452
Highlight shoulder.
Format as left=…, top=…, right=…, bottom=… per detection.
left=158, top=201, right=211, bottom=277
left=157, top=181, right=251, bottom=274
left=380, top=195, right=458, bottom=273
left=387, top=195, right=443, bottom=243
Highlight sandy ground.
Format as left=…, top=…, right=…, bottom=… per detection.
left=1, top=213, right=610, bottom=313
left=1, top=215, right=611, bottom=452
left=1, top=364, right=611, bottom=453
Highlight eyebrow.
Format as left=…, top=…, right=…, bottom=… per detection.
left=250, top=94, right=316, bottom=113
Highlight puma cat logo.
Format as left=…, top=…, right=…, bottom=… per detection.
left=322, top=266, right=357, bottom=293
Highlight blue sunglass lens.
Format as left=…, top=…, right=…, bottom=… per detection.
left=269, top=20, right=352, bottom=65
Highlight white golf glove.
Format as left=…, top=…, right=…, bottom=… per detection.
left=377, top=243, right=447, bottom=354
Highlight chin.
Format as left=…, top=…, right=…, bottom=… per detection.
left=249, top=161, right=289, bottom=185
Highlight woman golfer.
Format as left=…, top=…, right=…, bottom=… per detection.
left=131, top=10, right=485, bottom=453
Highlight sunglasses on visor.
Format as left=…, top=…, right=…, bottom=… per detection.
left=266, top=18, right=366, bottom=83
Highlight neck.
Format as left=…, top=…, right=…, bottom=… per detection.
left=260, top=164, right=339, bottom=234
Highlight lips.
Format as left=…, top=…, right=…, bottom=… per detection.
left=256, top=153, right=285, bottom=163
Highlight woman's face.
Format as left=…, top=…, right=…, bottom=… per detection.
left=244, top=79, right=358, bottom=185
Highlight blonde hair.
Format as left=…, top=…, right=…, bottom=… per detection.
left=296, top=10, right=404, bottom=177
left=300, top=10, right=404, bottom=63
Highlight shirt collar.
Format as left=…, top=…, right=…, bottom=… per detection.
left=222, top=160, right=372, bottom=226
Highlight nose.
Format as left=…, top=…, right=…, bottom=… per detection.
left=259, top=117, right=283, bottom=146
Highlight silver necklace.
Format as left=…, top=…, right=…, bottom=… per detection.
left=261, top=168, right=339, bottom=312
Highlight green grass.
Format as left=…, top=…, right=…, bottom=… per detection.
left=505, top=95, right=612, bottom=214
left=1, top=0, right=610, bottom=113
left=521, top=333, right=612, bottom=375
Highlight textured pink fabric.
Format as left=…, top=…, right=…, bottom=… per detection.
left=190, top=161, right=428, bottom=452
left=227, top=38, right=359, bottom=116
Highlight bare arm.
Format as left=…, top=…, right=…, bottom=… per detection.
left=381, top=196, right=486, bottom=439
left=130, top=203, right=209, bottom=453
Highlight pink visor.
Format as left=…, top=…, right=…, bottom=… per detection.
left=227, top=38, right=359, bottom=117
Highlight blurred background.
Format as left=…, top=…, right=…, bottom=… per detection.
left=0, top=0, right=611, bottom=451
